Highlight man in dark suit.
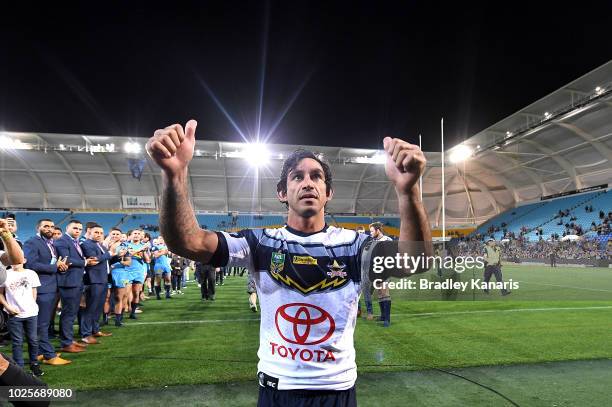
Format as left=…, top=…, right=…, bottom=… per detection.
left=54, top=220, right=98, bottom=353
left=22, top=219, right=72, bottom=366
left=80, top=225, right=117, bottom=344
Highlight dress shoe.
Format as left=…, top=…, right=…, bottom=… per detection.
left=59, top=344, right=85, bottom=353
left=72, top=341, right=87, bottom=348
left=81, top=336, right=100, bottom=345
left=37, top=353, right=62, bottom=362
left=42, top=356, right=71, bottom=366
left=94, top=331, right=113, bottom=337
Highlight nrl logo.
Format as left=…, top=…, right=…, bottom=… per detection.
left=326, top=260, right=347, bottom=278
left=270, top=251, right=285, bottom=274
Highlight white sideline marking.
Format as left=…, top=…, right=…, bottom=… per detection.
left=129, top=318, right=260, bottom=326
left=397, top=306, right=612, bottom=318
left=127, top=306, right=612, bottom=326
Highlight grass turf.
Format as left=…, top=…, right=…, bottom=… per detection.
left=24, top=265, right=612, bottom=399
left=56, top=360, right=612, bottom=406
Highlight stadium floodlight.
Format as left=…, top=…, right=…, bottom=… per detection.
left=0, top=135, right=14, bottom=149
left=544, top=112, right=551, bottom=119
left=449, top=144, right=472, bottom=163
left=244, top=142, right=270, bottom=166
left=0, top=135, right=30, bottom=150
left=506, top=131, right=512, bottom=137
left=595, top=86, right=603, bottom=95
left=226, top=142, right=270, bottom=167
left=123, top=142, right=141, bottom=154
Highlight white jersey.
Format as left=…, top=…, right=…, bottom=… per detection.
left=211, top=224, right=368, bottom=390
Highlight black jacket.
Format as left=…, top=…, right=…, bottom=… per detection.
left=0, top=352, right=49, bottom=407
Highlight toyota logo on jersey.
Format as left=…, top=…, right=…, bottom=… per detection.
left=275, top=303, right=335, bottom=345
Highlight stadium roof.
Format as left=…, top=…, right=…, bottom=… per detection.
left=0, top=61, right=610, bottom=226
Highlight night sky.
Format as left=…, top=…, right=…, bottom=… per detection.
left=1, top=2, right=611, bottom=152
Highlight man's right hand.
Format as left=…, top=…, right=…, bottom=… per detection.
left=146, top=120, right=197, bottom=175
left=57, top=257, right=69, bottom=272
left=5, top=306, right=19, bottom=316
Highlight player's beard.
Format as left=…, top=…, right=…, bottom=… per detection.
left=291, top=199, right=323, bottom=219
left=299, top=207, right=318, bottom=218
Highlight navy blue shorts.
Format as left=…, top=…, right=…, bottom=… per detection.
left=257, top=384, right=356, bottom=407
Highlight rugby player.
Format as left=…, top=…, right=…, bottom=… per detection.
left=123, top=230, right=150, bottom=319
left=146, top=120, right=432, bottom=406
left=151, top=236, right=173, bottom=299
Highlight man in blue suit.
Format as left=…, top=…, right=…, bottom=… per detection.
left=55, top=220, right=98, bottom=353
left=80, top=224, right=117, bottom=343
left=23, top=219, right=72, bottom=366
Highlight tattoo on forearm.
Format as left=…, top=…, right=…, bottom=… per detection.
left=160, top=175, right=203, bottom=258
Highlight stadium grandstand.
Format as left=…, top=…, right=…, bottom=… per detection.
left=0, top=57, right=610, bottom=406
left=1, top=61, right=610, bottom=248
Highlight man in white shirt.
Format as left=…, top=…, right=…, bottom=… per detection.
left=146, top=120, right=432, bottom=406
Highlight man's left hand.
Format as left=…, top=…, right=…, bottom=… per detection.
left=383, top=137, right=426, bottom=196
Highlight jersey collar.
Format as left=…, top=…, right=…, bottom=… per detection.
left=284, top=223, right=329, bottom=237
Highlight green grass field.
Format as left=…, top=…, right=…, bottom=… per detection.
left=26, top=264, right=612, bottom=406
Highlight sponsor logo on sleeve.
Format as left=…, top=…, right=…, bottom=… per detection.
left=292, top=255, right=318, bottom=266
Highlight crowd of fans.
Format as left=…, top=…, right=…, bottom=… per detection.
left=480, top=197, right=611, bottom=243
left=455, top=236, right=610, bottom=261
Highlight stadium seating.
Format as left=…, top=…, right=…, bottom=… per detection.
left=7, top=189, right=609, bottom=245
left=8, top=210, right=398, bottom=242
left=473, top=189, right=611, bottom=241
